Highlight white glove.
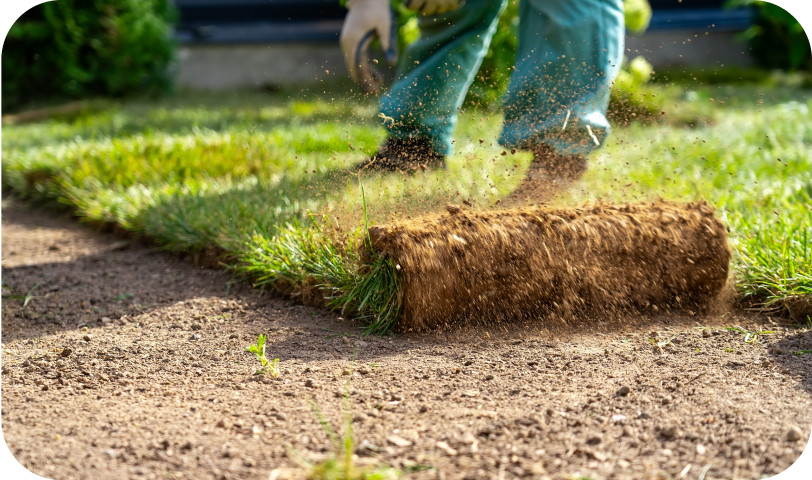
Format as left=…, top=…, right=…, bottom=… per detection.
left=340, top=0, right=399, bottom=93
left=403, top=0, right=463, bottom=15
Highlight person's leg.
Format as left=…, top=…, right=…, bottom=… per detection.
left=379, top=0, right=507, bottom=158
left=499, top=0, right=624, bottom=156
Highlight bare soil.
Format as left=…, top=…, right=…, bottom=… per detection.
left=2, top=197, right=810, bottom=480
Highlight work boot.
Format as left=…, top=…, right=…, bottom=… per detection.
left=353, top=137, right=445, bottom=173
left=505, top=144, right=587, bottom=206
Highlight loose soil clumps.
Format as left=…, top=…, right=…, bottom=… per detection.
left=367, top=200, right=731, bottom=330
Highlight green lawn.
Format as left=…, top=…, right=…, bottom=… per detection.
left=3, top=76, right=810, bottom=331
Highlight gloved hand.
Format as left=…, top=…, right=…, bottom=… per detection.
left=340, top=0, right=398, bottom=93
left=403, top=0, right=463, bottom=15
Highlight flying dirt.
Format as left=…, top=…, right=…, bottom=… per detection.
left=365, top=200, right=731, bottom=331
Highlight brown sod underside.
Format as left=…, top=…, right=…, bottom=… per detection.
left=366, top=201, right=731, bottom=331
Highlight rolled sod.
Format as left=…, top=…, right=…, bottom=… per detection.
left=366, top=201, right=731, bottom=330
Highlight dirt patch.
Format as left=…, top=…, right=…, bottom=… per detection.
left=368, top=201, right=730, bottom=331
left=2, top=198, right=810, bottom=480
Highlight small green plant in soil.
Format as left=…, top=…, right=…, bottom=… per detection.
left=292, top=373, right=401, bottom=480
left=724, top=326, right=775, bottom=343
left=246, top=334, right=280, bottom=377
left=5, top=282, right=41, bottom=308
left=648, top=333, right=676, bottom=354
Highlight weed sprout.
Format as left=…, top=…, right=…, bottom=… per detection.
left=246, top=334, right=280, bottom=377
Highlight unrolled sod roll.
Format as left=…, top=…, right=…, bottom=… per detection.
left=366, top=200, right=731, bottom=331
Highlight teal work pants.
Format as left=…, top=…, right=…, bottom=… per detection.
left=379, top=0, right=625, bottom=157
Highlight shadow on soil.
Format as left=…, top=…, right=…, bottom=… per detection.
left=770, top=329, right=812, bottom=395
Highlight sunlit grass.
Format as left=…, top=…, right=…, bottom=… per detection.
left=2, top=81, right=810, bottom=328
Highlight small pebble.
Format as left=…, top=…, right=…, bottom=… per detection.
left=60, top=348, right=73, bottom=358
left=787, top=425, right=803, bottom=442
left=616, top=385, right=631, bottom=396
left=304, top=378, right=316, bottom=388
left=419, top=405, right=429, bottom=413
left=387, top=435, right=412, bottom=448
left=586, top=435, right=602, bottom=445
left=191, top=324, right=202, bottom=331
left=662, top=396, right=672, bottom=405
left=660, top=425, right=677, bottom=439
left=702, top=329, right=712, bottom=338
left=358, top=367, right=370, bottom=375
left=216, top=419, right=227, bottom=428
left=484, top=375, right=494, bottom=381
left=83, top=335, right=92, bottom=342
left=190, top=333, right=201, bottom=341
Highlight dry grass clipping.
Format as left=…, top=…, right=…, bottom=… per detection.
left=366, top=200, right=731, bottom=331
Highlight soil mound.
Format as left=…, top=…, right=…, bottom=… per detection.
left=366, top=200, right=731, bottom=331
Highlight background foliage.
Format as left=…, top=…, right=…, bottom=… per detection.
left=2, top=0, right=176, bottom=112
left=727, top=0, right=811, bottom=72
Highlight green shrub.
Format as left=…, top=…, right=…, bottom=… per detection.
left=727, top=0, right=812, bottom=72
left=2, top=0, right=176, bottom=112
left=623, top=0, right=652, bottom=35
